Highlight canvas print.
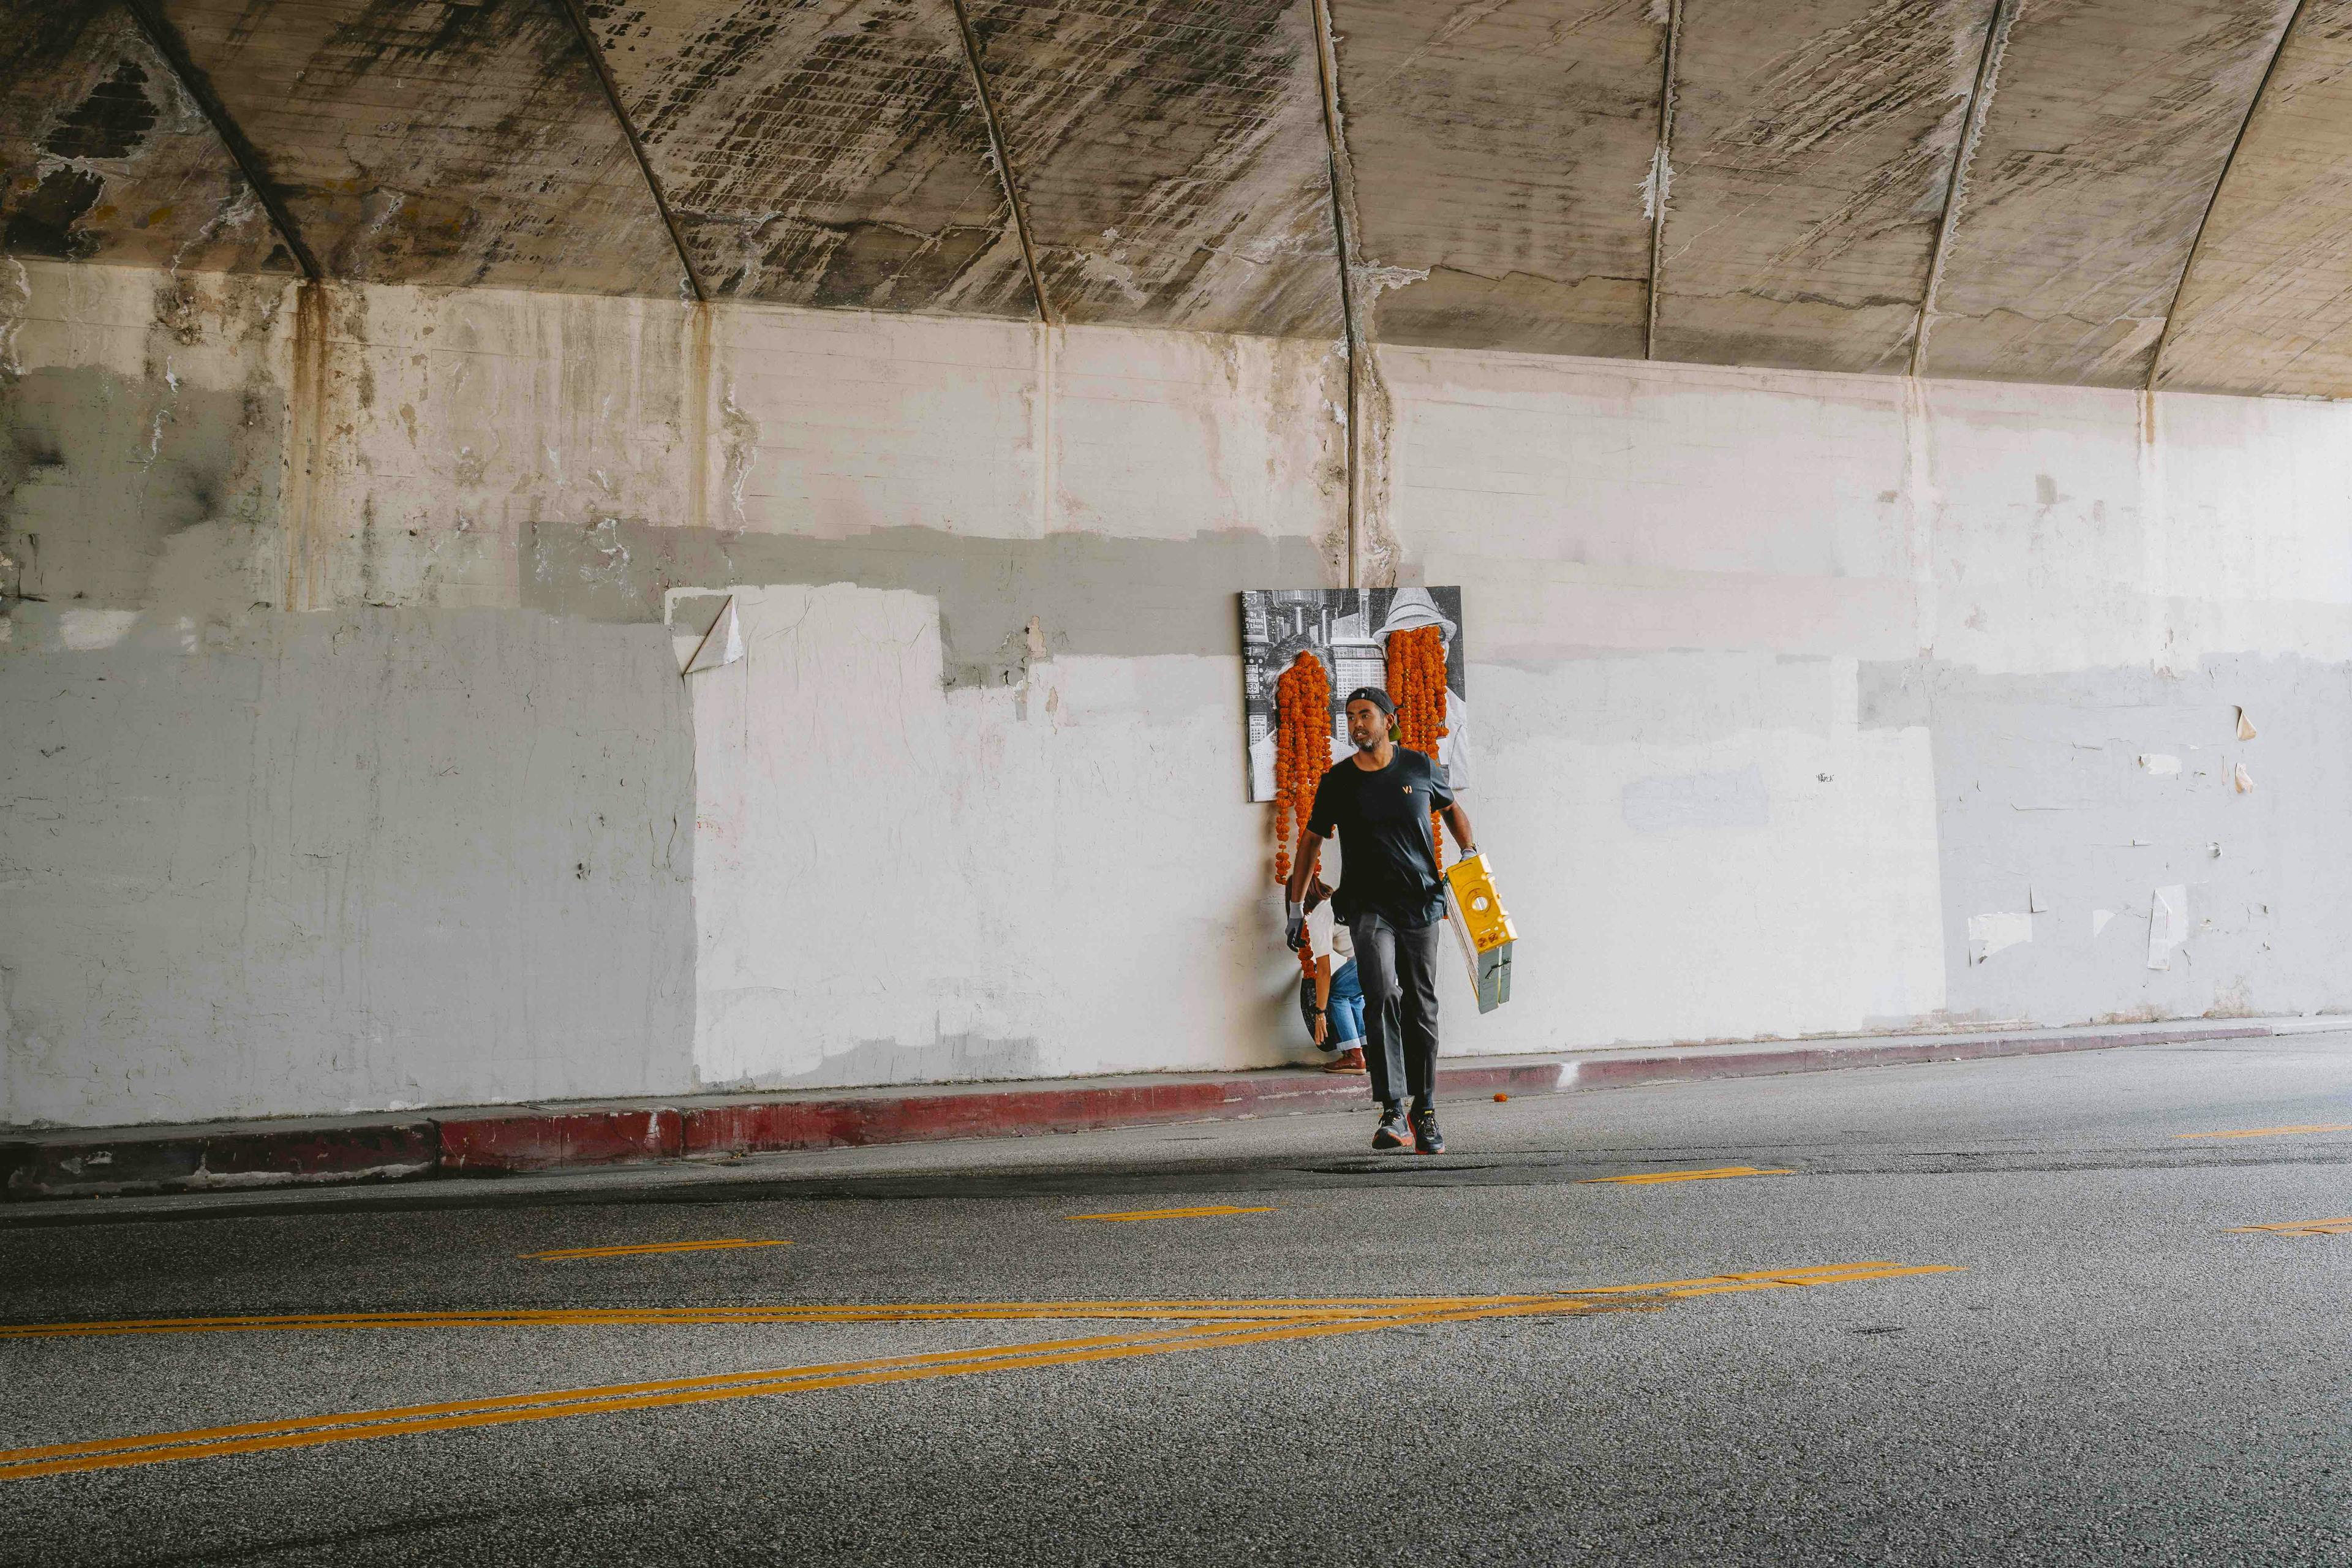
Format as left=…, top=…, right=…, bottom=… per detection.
left=1241, top=587, right=1471, bottom=802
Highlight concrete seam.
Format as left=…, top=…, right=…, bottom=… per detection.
left=551, top=0, right=705, bottom=303
left=947, top=0, right=1054, bottom=326
left=1308, top=0, right=1364, bottom=589
left=2145, top=0, right=2311, bottom=392
left=1909, top=0, right=2016, bottom=380
left=1643, top=0, right=1684, bottom=361
left=119, top=0, right=319, bottom=280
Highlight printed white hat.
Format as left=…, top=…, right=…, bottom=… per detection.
left=1374, top=586, right=1456, bottom=645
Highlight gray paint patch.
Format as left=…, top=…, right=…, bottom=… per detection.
left=1622, top=764, right=1771, bottom=832
left=0, top=609, right=696, bottom=1129
left=1859, top=654, right=2352, bottom=1025
left=525, top=518, right=1325, bottom=687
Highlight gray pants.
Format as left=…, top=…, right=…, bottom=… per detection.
left=1349, top=912, right=1442, bottom=1107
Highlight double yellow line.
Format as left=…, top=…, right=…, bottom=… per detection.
left=0, top=1264, right=1954, bottom=1483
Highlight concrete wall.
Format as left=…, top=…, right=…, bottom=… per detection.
left=5, top=257, right=2348, bottom=1128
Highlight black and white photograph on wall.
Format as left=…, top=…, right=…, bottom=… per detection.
left=1240, top=587, right=1472, bottom=803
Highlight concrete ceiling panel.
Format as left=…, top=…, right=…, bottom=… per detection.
left=587, top=0, right=1036, bottom=316
left=156, top=0, right=685, bottom=294
left=1653, top=0, right=1990, bottom=375
left=1327, top=0, right=1664, bottom=358
left=2157, top=3, right=2352, bottom=395
left=1, top=2, right=288, bottom=273
left=962, top=0, right=1341, bottom=336
left=1920, top=0, right=2297, bottom=388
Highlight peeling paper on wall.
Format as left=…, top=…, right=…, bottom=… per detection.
left=2233, top=763, right=2254, bottom=794
left=1966, top=912, right=2032, bottom=965
left=2092, top=909, right=2115, bottom=938
left=2236, top=707, right=2258, bottom=742
left=2136, top=753, right=2180, bottom=776
left=682, top=597, right=745, bottom=676
left=2146, top=886, right=2187, bottom=970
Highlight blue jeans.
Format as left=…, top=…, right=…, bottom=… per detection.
left=1299, top=959, right=1365, bottom=1050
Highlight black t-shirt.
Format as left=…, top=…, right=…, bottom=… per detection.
left=1306, top=747, right=1455, bottom=929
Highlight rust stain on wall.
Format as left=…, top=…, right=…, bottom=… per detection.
left=962, top=0, right=1341, bottom=336
left=1921, top=0, right=2299, bottom=388
left=157, top=0, right=685, bottom=294
left=1656, top=0, right=1989, bottom=374
left=1, top=2, right=287, bottom=273
left=1324, top=0, right=1664, bottom=358
left=584, top=0, right=1036, bottom=315
left=2158, top=2, right=2352, bottom=395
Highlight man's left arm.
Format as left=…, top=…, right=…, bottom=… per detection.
left=1441, top=800, right=1477, bottom=856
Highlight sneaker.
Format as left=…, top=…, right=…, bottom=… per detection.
left=1409, top=1104, right=1444, bottom=1155
left=1371, top=1106, right=1411, bottom=1151
left=1324, top=1048, right=1367, bottom=1075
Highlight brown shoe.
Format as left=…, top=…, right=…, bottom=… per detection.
left=1324, top=1048, right=1367, bottom=1074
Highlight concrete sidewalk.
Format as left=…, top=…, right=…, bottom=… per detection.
left=2, top=1017, right=2331, bottom=1202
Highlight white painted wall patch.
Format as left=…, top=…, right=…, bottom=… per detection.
left=1967, top=911, right=2032, bottom=965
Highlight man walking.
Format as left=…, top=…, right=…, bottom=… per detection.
left=1285, top=687, right=1479, bottom=1154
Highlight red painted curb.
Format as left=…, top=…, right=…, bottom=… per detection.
left=437, top=1108, right=682, bottom=1174
left=682, top=1060, right=1569, bottom=1158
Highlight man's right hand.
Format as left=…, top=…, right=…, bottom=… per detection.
left=1285, top=902, right=1306, bottom=951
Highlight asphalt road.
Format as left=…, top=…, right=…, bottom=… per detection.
left=4, top=1034, right=2351, bottom=1566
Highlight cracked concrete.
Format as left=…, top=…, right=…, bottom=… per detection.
left=2157, top=0, right=2352, bottom=395
left=1655, top=0, right=1992, bottom=374
left=155, top=0, right=685, bottom=294
left=1, top=2, right=287, bottom=275
left=1921, top=0, right=2298, bottom=388
left=9, top=0, right=2352, bottom=393
left=1326, top=0, right=1664, bottom=358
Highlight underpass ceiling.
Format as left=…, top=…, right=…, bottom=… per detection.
left=5, top=0, right=2352, bottom=398
left=1919, top=0, right=2297, bottom=389
left=1652, top=0, right=1991, bottom=375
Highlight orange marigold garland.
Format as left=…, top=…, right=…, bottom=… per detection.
left=1272, top=649, right=1330, bottom=979
left=1384, top=623, right=1450, bottom=870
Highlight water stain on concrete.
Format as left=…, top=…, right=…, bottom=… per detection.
left=1, top=364, right=282, bottom=617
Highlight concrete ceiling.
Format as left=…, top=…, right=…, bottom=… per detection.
left=7, top=0, right=2352, bottom=397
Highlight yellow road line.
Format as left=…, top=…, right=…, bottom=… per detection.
left=2174, top=1123, right=2352, bottom=1140
left=521, top=1240, right=791, bottom=1261
left=1578, top=1167, right=1795, bottom=1185
left=0, top=1262, right=1956, bottom=1483
left=1069, top=1206, right=1276, bottom=1222
left=0, top=1265, right=1953, bottom=1341
left=2226, top=1216, right=2352, bottom=1235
